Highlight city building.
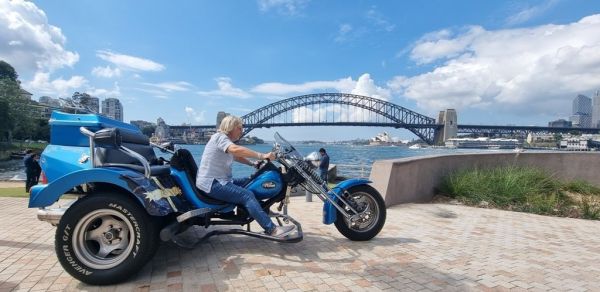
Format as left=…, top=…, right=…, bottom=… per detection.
left=548, top=119, right=572, bottom=127
left=101, top=98, right=123, bottom=121
left=559, top=138, right=589, bottom=151
left=445, top=137, right=521, bottom=149
left=593, top=90, right=600, bottom=128
left=571, top=94, right=592, bottom=128
left=38, top=96, right=61, bottom=107
left=130, top=120, right=154, bottom=130
left=19, top=89, right=32, bottom=100
left=154, top=118, right=170, bottom=141
left=216, top=111, right=230, bottom=129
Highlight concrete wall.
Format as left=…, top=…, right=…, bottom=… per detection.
left=369, top=152, right=600, bottom=207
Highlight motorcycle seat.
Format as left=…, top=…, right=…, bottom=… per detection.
left=170, top=148, right=229, bottom=206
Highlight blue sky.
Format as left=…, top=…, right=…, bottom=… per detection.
left=1, top=0, right=600, bottom=141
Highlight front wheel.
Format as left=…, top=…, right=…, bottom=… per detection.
left=55, top=192, right=159, bottom=285
left=334, top=185, right=386, bottom=241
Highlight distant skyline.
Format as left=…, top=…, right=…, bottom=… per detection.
left=1, top=0, right=600, bottom=141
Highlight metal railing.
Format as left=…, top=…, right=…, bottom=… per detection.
left=335, top=164, right=372, bottom=179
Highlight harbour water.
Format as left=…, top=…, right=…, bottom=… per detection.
left=0, top=143, right=507, bottom=181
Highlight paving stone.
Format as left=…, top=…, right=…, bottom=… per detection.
left=0, top=197, right=599, bottom=291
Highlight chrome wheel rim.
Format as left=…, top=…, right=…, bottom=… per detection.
left=72, top=209, right=134, bottom=270
left=343, top=192, right=379, bottom=232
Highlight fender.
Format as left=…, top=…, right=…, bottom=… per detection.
left=322, top=178, right=372, bottom=225
left=29, top=168, right=182, bottom=216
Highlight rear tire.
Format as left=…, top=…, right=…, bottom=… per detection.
left=55, top=192, right=159, bottom=285
left=334, top=185, right=386, bottom=241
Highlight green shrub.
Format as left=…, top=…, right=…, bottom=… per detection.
left=439, top=166, right=597, bottom=219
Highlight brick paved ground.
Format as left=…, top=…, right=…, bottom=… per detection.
left=0, top=196, right=599, bottom=291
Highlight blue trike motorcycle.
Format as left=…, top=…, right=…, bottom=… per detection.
left=28, top=112, right=386, bottom=285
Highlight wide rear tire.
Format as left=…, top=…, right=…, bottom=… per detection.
left=334, top=185, right=386, bottom=241
left=55, top=192, right=159, bottom=285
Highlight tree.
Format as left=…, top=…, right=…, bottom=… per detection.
left=0, top=60, right=18, bottom=81
left=0, top=77, right=20, bottom=142
left=0, top=60, right=35, bottom=143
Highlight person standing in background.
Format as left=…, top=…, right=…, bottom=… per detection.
left=23, top=149, right=36, bottom=192
left=318, top=148, right=329, bottom=183
left=33, top=154, right=41, bottom=186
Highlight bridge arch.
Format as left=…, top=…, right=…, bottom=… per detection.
left=241, top=93, right=439, bottom=144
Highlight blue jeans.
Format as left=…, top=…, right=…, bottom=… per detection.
left=320, top=169, right=328, bottom=182
left=206, top=178, right=276, bottom=233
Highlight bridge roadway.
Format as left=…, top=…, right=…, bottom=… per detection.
left=165, top=93, right=600, bottom=144
left=170, top=123, right=600, bottom=135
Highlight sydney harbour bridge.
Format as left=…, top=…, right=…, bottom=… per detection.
left=169, top=93, right=600, bottom=145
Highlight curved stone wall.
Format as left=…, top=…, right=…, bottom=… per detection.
left=368, top=152, right=600, bottom=207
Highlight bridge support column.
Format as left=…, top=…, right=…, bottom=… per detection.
left=434, top=109, right=457, bottom=145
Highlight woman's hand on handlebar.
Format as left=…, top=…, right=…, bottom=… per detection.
left=263, top=151, right=276, bottom=161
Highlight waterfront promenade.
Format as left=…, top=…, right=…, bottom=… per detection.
left=0, top=196, right=599, bottom=291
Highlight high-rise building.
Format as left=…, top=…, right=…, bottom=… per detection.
left=571, top=94, right=592, bottom=128
left=216, top=111, right=230, bottom=129
left=101, top=98, right=123, bottom=121
left=593, top=90, right=600, bottom=128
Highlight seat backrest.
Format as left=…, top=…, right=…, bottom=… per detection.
left=170, top=148, right=230, bottom=205
left=94, top=130, right=158, bottom=166
left=170, top=148, right=198, bottom=179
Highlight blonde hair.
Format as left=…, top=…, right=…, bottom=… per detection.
left=218, top=115, right=243, bottom=134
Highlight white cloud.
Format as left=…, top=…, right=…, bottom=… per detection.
left=143, top=81, right=193, bottom=92
left=91, top=66, right=121, bottom=78
left=390, top=14, right=600, bottom=116
left=87, top=83, right=121, bottom=99
left=197, top=77, right=252, bottom=98
left=252, top=78, right=354, bottom=96
left=506, top=0, right=560, bottom=26
left=96, top=50, right=165, bottom=72
left=366, top=7, right=395, bottom=32
left=351, top=73, right=391, bottom=100
left=255, top=74, right=390, bottom=123
left=334, top=24, right=353, bottom=43
left=252, top=73, right=389, bottom=100
left=0, top=0, right=79, bottom=74
left=257, top=0, right=308, bottom=15
left=25, top=72, right=87, bottom=97
left=184, top=106, right=206, bottom=123
left=409, top=26, right=485, bottom=64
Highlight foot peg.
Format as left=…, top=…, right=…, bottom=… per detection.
left=169, top=214, right=303, bottom=249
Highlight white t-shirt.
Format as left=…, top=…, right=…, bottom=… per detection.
left=195, top=132, right=234, bottom=193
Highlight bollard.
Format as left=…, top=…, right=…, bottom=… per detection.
left=305, top=189, right=313, bottom=202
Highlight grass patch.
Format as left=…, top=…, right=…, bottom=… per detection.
left=439, top=166, right=600, bottom=220
left=0, top=187, right=29, bottom=198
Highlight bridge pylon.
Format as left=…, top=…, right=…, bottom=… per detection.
left=434, top=109, right=458, bottom=145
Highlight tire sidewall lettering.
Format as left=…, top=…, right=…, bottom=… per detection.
left=60, top=200, right=143, bottom=276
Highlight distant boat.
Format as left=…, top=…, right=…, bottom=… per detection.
left=408, top=144, right=421, bottom=149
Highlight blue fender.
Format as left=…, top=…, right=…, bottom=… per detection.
left=322, top=178, right=372, bottom=225
left=29, top=168, right=182, bottom=216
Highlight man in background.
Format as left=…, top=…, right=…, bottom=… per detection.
left=23, top=149, right=36, bottom=192
left=318, top=148, right=329, bottom=183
